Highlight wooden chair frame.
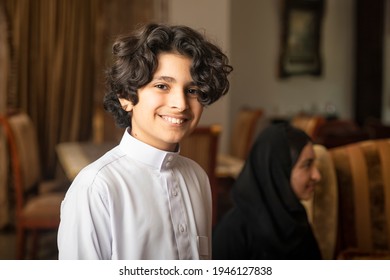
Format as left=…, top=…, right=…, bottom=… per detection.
left=0, top=113, right=63, bottom=259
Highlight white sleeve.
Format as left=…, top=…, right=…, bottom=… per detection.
left=57, top=170, right=112, bottom=260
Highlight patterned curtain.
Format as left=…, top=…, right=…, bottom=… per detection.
left=2, top=0, right=105, bottom=178
left=0, top=2, right=9, bottom=114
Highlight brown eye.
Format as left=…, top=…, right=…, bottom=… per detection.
left=187, top=88, right=200, bottom=98
left=155, top=84, right=168, bottom=90
left=303, top=159, right=314, bottom=169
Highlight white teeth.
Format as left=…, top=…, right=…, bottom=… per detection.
left=162, top=116, right=184, bottom=124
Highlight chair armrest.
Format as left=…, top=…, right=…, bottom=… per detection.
left=38, top=179, right=69, bottom=194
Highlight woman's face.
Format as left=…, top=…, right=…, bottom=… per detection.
left=290, top=142, right=321, bottom=201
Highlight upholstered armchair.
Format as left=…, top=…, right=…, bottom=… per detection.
left=304, top=140, right=390, bottom=259
left=330, top=139, right=390, bottom=259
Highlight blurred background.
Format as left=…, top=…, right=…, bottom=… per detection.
left=1, top=0, right=390, bottom=259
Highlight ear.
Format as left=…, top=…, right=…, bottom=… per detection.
left=118, top=98, right=133, bottom=112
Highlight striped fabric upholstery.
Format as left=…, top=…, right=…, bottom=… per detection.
left=302, top=144, right=339, bottom=259
left=330, top=139, right=390, bottom=255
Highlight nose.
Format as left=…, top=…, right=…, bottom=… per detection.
left=312, top=166, right=321, bottom=182
left=169, top=88, right=188, bottom=112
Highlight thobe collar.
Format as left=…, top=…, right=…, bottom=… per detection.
left=119, top=128, right=179, bottom=172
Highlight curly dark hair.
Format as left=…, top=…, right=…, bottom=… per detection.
left=103, top=23, right=233, bottom=128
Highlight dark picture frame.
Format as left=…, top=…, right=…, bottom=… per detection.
left=279, top=0, right=325, bottom=78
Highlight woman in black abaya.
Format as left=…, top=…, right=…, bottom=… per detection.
left=213, top=123, right=322, bottom=260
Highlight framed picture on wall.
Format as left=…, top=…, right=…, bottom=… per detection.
left=279, top=0, right=325, bottom=78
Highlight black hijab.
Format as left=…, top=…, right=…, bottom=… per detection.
left=213, top=123, right=322, bottom=260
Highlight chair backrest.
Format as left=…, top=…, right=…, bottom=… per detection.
left=315, top=119, right=369, bottom=148
left=180, top=124, right=221, bottom=180
left=363, top=118, right=390, bottom=140
left=330, top=139, right=390, bottom=255
left=230, top=108, right=263, bottom=160
left=301, top=144, right=339, bottom=259
left=0, top=112, right=41, bottom=215
left=0, top=121, right=11, bottom=228
left=291, top=113, right=326, bottom=139
left=180, top=124, right=221, bottom=225
left=7, top=112, right=41, bottom=192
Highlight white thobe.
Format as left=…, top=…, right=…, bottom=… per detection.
left=57, top=129, right=212, bottom=260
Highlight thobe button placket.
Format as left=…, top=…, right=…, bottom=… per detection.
left=163, top=156, right=192, bottom=259
left=178, top=224, right=186, bottom=233
left=165, top=155, right=174, bottom=169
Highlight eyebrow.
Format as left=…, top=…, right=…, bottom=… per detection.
left=153, top=76, right=197, bottom=86
left=154, top=76, right=176, bottom=83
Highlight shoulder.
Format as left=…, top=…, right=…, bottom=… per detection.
left=64, top=146, right=127, bottom=197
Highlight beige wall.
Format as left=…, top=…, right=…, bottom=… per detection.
left=229, top=0, right=354, bottom=122
left=168, top=0, right=355, bottom=153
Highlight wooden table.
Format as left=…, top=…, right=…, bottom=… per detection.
left=56, top=141, right=116, bottom=181
left=216, top=154, right=245, bottom=179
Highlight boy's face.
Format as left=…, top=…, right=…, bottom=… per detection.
left=129, top=52, right=203, bottom=151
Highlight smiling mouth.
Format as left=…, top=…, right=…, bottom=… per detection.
left=161, top=115, right=186, bottom=124
left=307, top=184, right=315, bottom=191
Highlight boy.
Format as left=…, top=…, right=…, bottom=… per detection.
left=57, top=23, right=232, bottom=259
